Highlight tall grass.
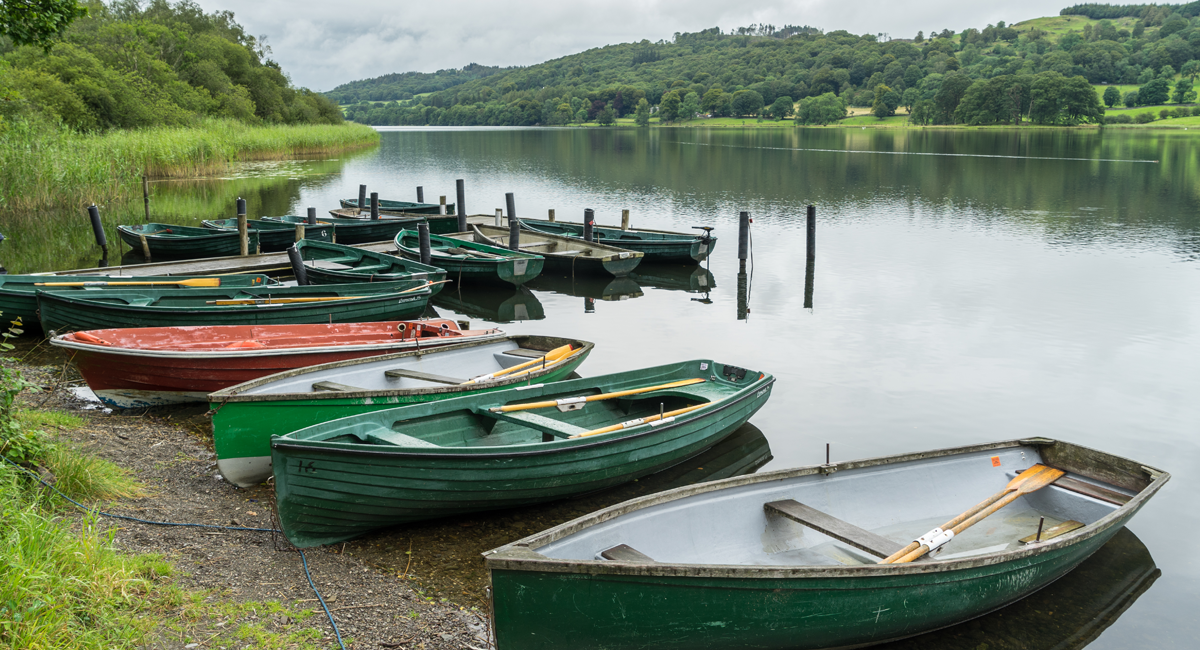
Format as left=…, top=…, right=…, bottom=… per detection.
left=0, top=118, right=379, bottom=215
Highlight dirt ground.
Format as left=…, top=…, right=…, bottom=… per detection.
left=17, top=360, right=491, bottom=650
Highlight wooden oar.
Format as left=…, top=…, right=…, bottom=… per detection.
left=570, top=402, right=714, bottom=439
left=36, top=278, right=222, bottom=287
left=490, top=377, right=706, bottom=413
left=888, top=465, right=1066, bottom=564
left=879, top=465, right=1055, bottom=564
left=462, top=345, right=575, bottom=384
left=206, top=296, right=367, bottom=305
left=399, top=280, right=450, bottom=293
left=502, top=349, right=582, bottom=379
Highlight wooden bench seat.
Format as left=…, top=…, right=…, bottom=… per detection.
left=312, top=381, right=366, bottom=392
left=503, top=348, right=553, bottom=359
left=479, top=410, right=588, bottom=439
left=384, top=368, right=465, bottom=385
left=366, top=430, right=440, bottom=448
left=764, top=499, right=903, bottom=559
left=599, top=544, right=655, bottom=563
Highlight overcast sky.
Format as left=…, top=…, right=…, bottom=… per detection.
left=190, top=1, right=1068, bottom=91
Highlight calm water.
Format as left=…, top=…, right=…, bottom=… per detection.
left=5, top=127, right=1199, bottom=648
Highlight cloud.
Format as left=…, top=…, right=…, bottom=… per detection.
left=191, top=1, right=1060, bottom=90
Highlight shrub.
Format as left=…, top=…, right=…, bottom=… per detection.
left=1134, top=112, right=1155, bottom=123
left=1160, top=109, right=1172, bottom=119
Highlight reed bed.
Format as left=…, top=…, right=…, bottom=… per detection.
left=0, top=119, right=379, bottom=215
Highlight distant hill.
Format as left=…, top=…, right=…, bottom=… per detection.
left=324, top=63, right=508, bottom=103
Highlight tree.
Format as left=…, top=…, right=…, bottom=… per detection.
left=768, top=96, right=793, bottom=120
left=909, top=99, right=934, bottom=125
left=1060, top=76, right=1104, bottom=124
left=872, top=84, right=899, bottom=118
left=1172, top=80, right=1197, bottom=104
left=597, top=103, right=616, bottom=126
left=795, top=92, right=846, bottom=125
left=901, top=87, right=919, bottom=112
left=700, top=88, right=725, bottom=114
left=932, top=71, right=972, bottom=124
left=1102, top=86, right=1121, bottom=108
left=0, top=0, right=87, bottom=49
left=634, top=98, right=650, bottom=126
left=730, top=89, right=764, bottom=117
left=1123, top=91, right=1139, bottom=108
left=914, top=30, right=924, bottom=43
left=680, top=92, right=700, bottom=121
left=659, top=90, right=681, bottom=122
left=1138, top=78, right=1170, bottom=105
left=1182, top=60, right=1200, bottom=84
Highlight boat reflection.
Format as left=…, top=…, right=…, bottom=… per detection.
left=527, top=273, right=644, bottom=301
left=346, top=423, right=773, bottom=607
left=630, top=263, right=717, bottom=294
left=431, top=284, right=545, bottom=323
left=880, top=526, right=1159, bottom=650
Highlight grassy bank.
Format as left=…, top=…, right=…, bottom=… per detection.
left=0, top=120, right=379, bottom=215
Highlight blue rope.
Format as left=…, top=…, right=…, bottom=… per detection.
left=1, top=454, right=346, bottom=650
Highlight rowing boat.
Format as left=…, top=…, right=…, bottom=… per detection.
left=117, top=223, right=260, bottom=259
left=461, top=224, right=643, bottom=277
left=271, top=359, right=773, bottom=546
left=263, top=214, right=423, bottom=245
left=37, top=280, right=433, bottom=333
left=327, top=208, right=462, bottom=234
left=201, top=218, right=334, bottom=252
left=484, top=438, right=1168, bottom=650
left=49, top=319, right=502, bottom=408
left=293, top=239, right=447, bottom=292
left=394, top=230, right=543, bottom=286
left=216, top=335, right=593, bottom=488
left=518, top=217, right=716, bottom=263
left=339, top=197, right=455, bottom=215
left=0, top=274, right=273, bottom=331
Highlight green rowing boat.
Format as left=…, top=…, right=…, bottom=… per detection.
left=463, top=224, right=643, bottom=277
left=201, top=218, right=334, bottom=252
left=328, top=208, right=463, bottom=234
left=394, top=230, right=543, bottom=286
left=0, top=274, right=273, bottom=332
left=293, top=240, right=448, bottom=293
left=263, top=215, right=423, bottom=245
left=271, top=359, right=773, bottom=547
left=485, top=438, right=1167, bottom=650
left=117, top=223, right=260, bottom=259
left=340, top=197, right=455, bottom=215
left=37, top=280, right=433, bottom=333
left=211, top=334, right=592, bottom=487
left=519, top=217, right=716, bottom=263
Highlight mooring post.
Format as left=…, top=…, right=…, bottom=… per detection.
left=738, top=211, right=750, bottom=273
left=495, top=208, right=503, bottom=227
left=548, top=208, right=555, bottom=222
left=142, top=176, right=151, bottom=222
left=508, top=209, right=521, bottom=251
left=139, top=234, right=151, bottom=260
left=417, top=223, right=432, bottom=264
left=87, top=204, right=108, bottom=260
left=370, top=192, right=380, bottom=220
left=621, top=209, right=630, bottom=231
left=287, top=245, right=308, bottom=286
left=358, top=184, right=367, bottom=215
left=584, top=297, right=595, bottom=314
left=505, top=192, right=517, bottom=224
left=456, top=179, right=467, bottom=231
left=737, top=271, right=749, bottom=320
left=804, top=205, right=815, bottom=309
left=307, top=207, right=318, bottom=226
left=417, top=186, right=424, bottom=203
left=439, top=196, right=447, bottom=216
left=237, top=197, right=248, bottom=256
left=583, top=208, right=595, bottom=242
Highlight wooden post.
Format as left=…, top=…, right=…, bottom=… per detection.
left=287, top=245, right=308, bottom=286
left=237, top=197, right=248, bottom=257
left=505, top=193, right=517, bottom=224
left=495, top=208, right=504, bottom=226
left=417, top=223, right=432, bottom=264
left=87, top=205, right=108, bottom=260
left=139, top=234, right=152, bottom=260
left=737, top=211, right=750, bottom=273
left=737, top=271, right=749, bottom=320
left=509, top=212, right=521, bottom=251
left=583, top=208, right=595, bottom=242
left=358, top=184, right=367, bottom=215
left=455, top=179, right=467, bottom=230
left=306, top=207, right=317, bottom=225
left=806, top=204, right=816, bottom=260
left=804, top=205, right=815, bottom=309
left=621, top=209, right=630, bottom=230
left=142, top=176, right=151, bottom=222
left=548, top=209, right=555, bottom=222
left=417, top=186, right=424, bottom=203
left=439, top=195, right=447, bottom=215
left=295, top=223, right=305, bottom=242
left=370, top=192, right=380, bottom=220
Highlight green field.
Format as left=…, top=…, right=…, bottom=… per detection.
left=1011, top=15, right=1139, bottom=39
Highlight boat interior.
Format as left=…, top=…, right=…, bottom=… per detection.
left=399, top=231, right=538, bottom=260
left=45, top=282, right=413, bottom=306
left=61, top=320, right=479, bottom=350
left=522, top=219, right=699, bottom=243
left=465, top=225, right=631, bottom=258
left=122, top=223, right=219, bottom=237
left=299, top=245, right=422, bottom=275
left=530, top=445, right=1146, bottom=567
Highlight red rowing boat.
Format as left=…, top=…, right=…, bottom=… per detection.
left=51, top=320, right=506, bottom=408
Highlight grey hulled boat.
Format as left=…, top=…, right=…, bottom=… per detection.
left=461, top=224, right=643, bottom=277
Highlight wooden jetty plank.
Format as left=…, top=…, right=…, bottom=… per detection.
left=41, top=242, right=398, bottom=277
left=764, top=499, right=904, bottom=559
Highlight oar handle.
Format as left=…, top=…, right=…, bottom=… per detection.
left=570, top=402, right=713, bottom=439
left=491, top=377, right=706, bottom=413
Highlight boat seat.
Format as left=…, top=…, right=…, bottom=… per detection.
left=479, top=410, right=587, bottom=439
left=351, top=264, right=393, bottom=273
left=312, top=381, right=366, bottom=392
left=519, top=241, right=552, bottom=248
left=764, top=500, right=903, bottom=559
left=366, top=430, right=440, bottom=448
left=503, top=348, right=553, bottom=359
left=599, top=544, right=656, bottom=563
left=384, top=369, right=465, bottom=384
left=556, top=250, right=584, bottom=256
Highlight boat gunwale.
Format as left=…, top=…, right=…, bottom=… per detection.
left=294, top=239, right=448, bottom=276
left=117, top=224, right=262, bottom=244
left=518, top=218, right=712, bottom=242
left=394, top=229, right=544, bottom=263
left=211, top=335, right=594, bottom=402
left=467, top=225, right=645, bottom=264
left=269, top=372, right=773, bottom=456
left=482, top=437, right=1168, bottom=579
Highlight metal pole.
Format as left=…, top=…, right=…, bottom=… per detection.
left=456, top=179, right=467, bottom=231
left=237, top=197, right=248, bottom=257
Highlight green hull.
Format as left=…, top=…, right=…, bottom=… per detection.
left=489, top=518, right=1130, bottom=650
left=271, top=361, right=773, bottom=547
left=465, top=225, right=643, bottom=277
left=520, top=218, right=716, bottom=263
left=37, top=280, right=431, bottom=332
left=293, top=239, right=447, bottom=294
left=340, top=198, right=455, bottom=215
left=395, top=230, right=544, bottom=286
left=0, top=274, right=273, bottom=332
left=328, top=209, right=462, bottom=235
left=201, top=218, right=334, bottom=252
left=117, top=223, right=261, bottom=259
left=264, top=215, right=423, bottom=245
left=211, top=335, right=593, bottom=489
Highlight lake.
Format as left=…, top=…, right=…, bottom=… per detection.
left=4, top=126, right=1197, bottom=648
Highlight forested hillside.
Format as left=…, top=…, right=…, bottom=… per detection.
left=0, top=0, right=343, bottom=131
left=325, top=63, right=508, bottom=103
left=337, top=6, right=1200, bottom=127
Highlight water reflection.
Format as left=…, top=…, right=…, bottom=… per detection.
left=526, top=274, right=644, bottom=301
left=344, top=423, right=772, bottom=607
left=629, top=263, right=717, bottom=294
left=431, top=284, right=545, bottom=322
left=881, top=527, right=1159, bottom=650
